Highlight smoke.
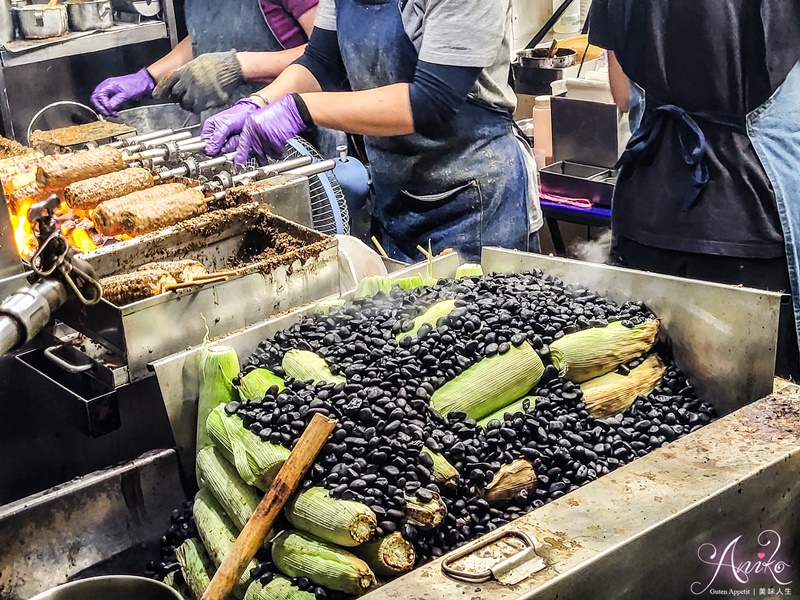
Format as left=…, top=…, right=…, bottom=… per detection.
left=570, top=229, right=613, bottom=264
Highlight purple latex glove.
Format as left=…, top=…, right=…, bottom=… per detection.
left=201, top=98, right=260, bottom=156
left=91, top=68, right=155, bottom=117
left=234, top=94, right=305, bottom=166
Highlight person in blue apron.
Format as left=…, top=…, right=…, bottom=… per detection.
left=90, top=0, right=318, bottom=117
left=588, top=0, right=800, bottom=378
left=199, top=0, right=543, bottom=262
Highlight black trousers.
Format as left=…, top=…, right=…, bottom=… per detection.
left=612, top=236, right=800, bottom=380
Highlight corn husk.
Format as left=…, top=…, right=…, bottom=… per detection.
left=245, top=576, right=315, bottom=600
left=551, top=320, right=660, bottom=383
left=176, top=538, right=214, bottom=600
left=354, top=533, right=415, bottom=578
left=581, top=354, right=666, bottom=418
left=455, top=263, right=484, bottom=278
left=405, top=492, right=446, bottom=529
left=206, top=404, right=290, bottom=490
left=430, top=341, right=545, bottom=420
left=421, top=448, right=460, bottom=488
left=281, top=349, right=345, bottom=385
left=196, top=446, right=263, bottom=532
left=285, top=486, right=376, bottom=547
left=397, top=299, right=457, bottom=341
left=354, top=275, right=393, bottom=299
left=197, top=345, right=240, bottom=452
left=481, top=459, right=537, bottom=504
left=271, top=530, right=377, bottom=594
left=163, top=570, right=192, bottom=600
left=237, top=368, right=285, bottom=402
left=477, top=395, right=538, bottom=427
left=394, top=274, right=425, bottom=290
left=315, top=297, right=346, bottom=314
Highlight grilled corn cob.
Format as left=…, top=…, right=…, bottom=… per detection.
left=193, top=488, right=257, bottom=598
left=121, top=188, right=207, bottom=235
left=176, top=538, right=214, bottom=600
left=481, top=459, right=537, bottom=504
left=237, top=368, right=285, bottom=401
left=36, top=146, right=126, bottom=191
left=477, top=395, right=537, bottom=427
left=0, top=135, right=33, bottom=159
left=397, top=299, right=457, bottom=341
left=244, top=576, right=315, bottom=600
left=405, top=491, right=446, bottom=529
left=197, top=446, right=263, bottom=532
left=281, top=350, right=345, bottom=385
left=271, top=530, right=377, bottom=594
left=421, top=448, right=460, bottom=488
left=551, top=320, right=660, bottom=383
left=581, top=354, right=666, bottom=418
left=206, top=404, right=290, bottom=490
left=64, top=167, right=154, bottom=210
left=92, top=182, right=187, bottom=236
left=354, top=533, right=415, bottom=578
left=100, top=269, right=177, bottom=305
left=430, top=341, right=545, bottom=420
left=285, top=486, right=376, bottom=547
left=138, top=259, right=208, bottom=283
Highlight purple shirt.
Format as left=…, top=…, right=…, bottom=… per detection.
left=259, top=0, right=316, bottom=49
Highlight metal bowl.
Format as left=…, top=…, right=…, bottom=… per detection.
left=110, top=103, right=200, bottom=133
left=516, top=47, right=577, bottom=69
left=29, top=576, right=183, bottom=600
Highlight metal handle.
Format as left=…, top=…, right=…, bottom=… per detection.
left=27, top=100, right=100, bottom=145
left=441, top=529, right=544, bottom=584
left=44, top=345, right=92, bottom=373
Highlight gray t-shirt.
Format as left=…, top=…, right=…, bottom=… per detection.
left=314, top=0, right=516, bottom=112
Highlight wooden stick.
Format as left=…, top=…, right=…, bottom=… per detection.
left=370, top=236, right=388, bottom=258
left=201, top=413, right=336, bottom=600
left=192, top=269, right=240, bottom=281
left=165, top=275, right=228, bottom=291
left=416, top=244, right=432, bottom=260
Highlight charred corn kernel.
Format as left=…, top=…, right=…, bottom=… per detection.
left=36, top=146, right=125, bottom=191
left=353, top=275, right=393, bottom=299
left=581, top=354, right=666, bottom=418
left=421, top=448, right=460, bottom=488
left=354, top=533, right=415, bottom=578
left=397, top=299, right=457, bottom=341
left=100, top=269, right=177, bottom=305
left=455, top=263, right=483, bottom=278
left=237, top=368, right=285, bottom=401
left=281, top=349, right=345, bottom=385
left=206, top=404, right=290, bottom=490
left=64, top=167, right=154, bottom=210
left=193, top=489, right=257, bottom=598
left=430, top=341, right=545, bottom=420
left=138, top=259, right=208, bottom=283
left=285, top=487, right=376, bottom=547
left=405, top=492, right=446, bottom=530
left=245, top=576, right=315, bottom=600
left=477, top=396, right=538, bottom=427
left=551, top=320, right=660, bottom=383
left=482, top=459, right=537, bottom=504
left=121, top=188, right=206, bottom=235
left=271, top=530, right=377, bottom=594
left=92, top=182, right=187, bottom=236
left=197, top=446, right=264, bottom=533
left=175, top=539, right=214, bottom=600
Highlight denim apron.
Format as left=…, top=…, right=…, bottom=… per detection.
left=335, top=0, right=533, bottom=263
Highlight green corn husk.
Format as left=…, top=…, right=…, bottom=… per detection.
left=176, top=539, right=214, bottom=600
left=197, top=344, right=240, bottom=452
left=354, top=275, right=393, bottom=299
left=394, top=274, right=425, bottom=290
left=281, top=349, right=346, bottom=385
left=206, top=404, right=290, bottom=490
left=397, top=299, right=457, bottom=341
left=481, top=459, right=537, bottom=505
left=163, top=570, right=192, bottom=600
left=271, top=530, right=377, bottom=594
left=193, top=489, right=257, bottom=598
left=581, top=354, right=666, bottom=418
left=285, top=487, right=376, bottom=547
left=421, top=448, right=460, bottom=488
left=430, top=341, right=545, bottom=420
left=551, top=320, right=660, bottom=383
left=237, top=368, right=285, bottom=402
left=405, top=492, right=446, bottom=529
left=315, top=297, right=346, bottom=315
left=477, top=396, right=538, bottom=427
left=245, top=576, right=315, bottom=600
left=197, top=446, right=263, bottom=532
left=455, top=263, right=483, bottom=278
left=354, top=533, right=415, bottom=578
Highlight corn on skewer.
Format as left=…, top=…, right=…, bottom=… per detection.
left=138, top=259, right=208, bottom=283
left=354, top=533, right=415, bottom=578
left=281, top=350, right=345, bottom=385
left=285, top=486, right=377, bottom=547
left=36, top=146, right=126, bottom=191
left=120, top=188, right=207, bottom=236
left=64, top=167, right=154, bottom=210
left=92, top=182, right=187, bottom=236
left=176, top=538, right=215, bottom=600
left=100, top=269, right=177, bottom=305
left=581, top=354, right=666, bottom=418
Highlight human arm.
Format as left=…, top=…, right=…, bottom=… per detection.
left=608, top=51, right=630, bottom=112
left=147, top=37, right=194, bottom=82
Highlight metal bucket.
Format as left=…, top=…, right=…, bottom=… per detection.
left=111, top=103, right=199, bottom=133
left=29, top=576, right=182, bottom=600
left=66, top=0, right=113, bottom=31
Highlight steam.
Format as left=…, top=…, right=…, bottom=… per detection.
left=570, top=229, right=613, bottom=264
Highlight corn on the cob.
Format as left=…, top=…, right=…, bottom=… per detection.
left=92, top=182, right=187, bottom=236
left=353, top=275, right=393, bottom=299
left=421, top=448, right=460, bottom=488
left=281, top=350, right=345, bottom=385
left=206, top=404, right=290, bottom=490
left=314, top=297, right=346, bottom=314
left=477, top=395, right=538, bottom=427
left=285, top=487, right=376, bottom=547
left=0, top=135, right=33, bottom=159
left=551, top=320, right=660, bottom=383
left=176, top=538, right=214, bottom=600
left=138, top=259, right=208, bottom=283
left=0, top=151, right=41, bottom=175
left=481, top=459, right=537, bottom=504
left=36, top=146, right=126, bottom=191
left=193, top=488, right=257, bottom=599
left=6, top=180, right=47, bottom=212
left=397, top=299, right=457, bottom=341
left=405, top=491, right=446, bottom=529
left=197, top=446, right=263, bottom=532
left=121, top=188, right=207, bottom=236
left=163, top=570, right=192, bottom=600
left=271, top=530, right=376, bottom=594
left=237, top=368, right=285, bottom=401
left=581, top=354, right=666, bottom=418
left=455, top=263, right=483, bottom=278
left=430, top=341, right=545, bottom=420
left=354, top=533, right=415, bottom=578
left=244, top=576, right=315, bottom=600
left=64, top=167, right=154, bottom=210
left=100, top=269, right=177, bottom=305
left=394, top=274, right=425, bottom=291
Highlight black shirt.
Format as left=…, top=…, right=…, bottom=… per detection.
left=589, top=0, right=800, bottom=258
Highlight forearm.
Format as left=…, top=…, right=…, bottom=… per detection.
left=237, top=47, right=308, bottom=83
left=148, top=37, right=194, bottom=82
left=608, top=51, right=630, bottom=113
left=250, top=64, right=323, bottom=104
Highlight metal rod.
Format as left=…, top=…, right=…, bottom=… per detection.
left=285, top=159, right=336, bottom=177
left=176, top=136, right=203, bottom=148
left=107, top=128, right=174, bottom=148
left=0, top=316, right=21, bottom=357
left=123, top=131, right=192, bottom=153
left=177, top=140, right=208, bottom=154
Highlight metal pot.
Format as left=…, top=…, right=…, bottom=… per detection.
left=14, top=4, right=68, bottom=39
left=29, top=576, right=183, bottom=600
left=516, top=47, right=577, bottom=69
left=67, top=0, right=112, bottom=31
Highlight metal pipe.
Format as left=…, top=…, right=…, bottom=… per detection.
left=123, top=131, right=192, bottom=153
left=176, top=140, right=207, bottom=154
left=0, top=316, right=22, bottom=357
left=176, top=136, right=203, bottom=148
left=285, top=159, right=336, bottom=177
left=107, top=128, right=174, bottom=149
left=0, top=278, right=68, bottom=356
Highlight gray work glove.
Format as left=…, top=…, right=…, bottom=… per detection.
left=153, top=50, right=245, bottom=114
